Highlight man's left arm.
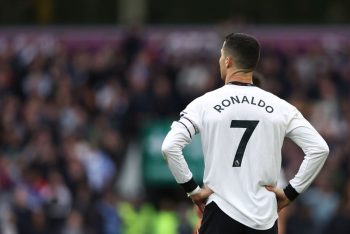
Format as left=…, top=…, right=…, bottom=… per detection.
left=161, top=115, right=213, bottom=209
left=161, top=120, right=199, bottom=193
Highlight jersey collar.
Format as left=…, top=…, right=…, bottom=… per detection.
left=227, top=81, right=255, bottom=86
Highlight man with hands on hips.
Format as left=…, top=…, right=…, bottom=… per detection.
left=162, top=33, right=329, bottom=234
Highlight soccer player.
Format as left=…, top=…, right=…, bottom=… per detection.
left=161, top=33, right=329, bottom=234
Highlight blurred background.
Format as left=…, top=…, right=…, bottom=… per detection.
left=0, top=0, right=350, bottom=234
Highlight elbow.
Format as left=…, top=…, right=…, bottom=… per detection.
left=161, top=139, right=173, bottom=160
left=319, top=141, right=330, bottom=159
left=162, top=137, right=181, bottom=162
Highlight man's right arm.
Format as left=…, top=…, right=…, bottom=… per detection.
left=283, top=108, right=329, bottom=201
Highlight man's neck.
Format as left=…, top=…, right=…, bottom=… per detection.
left=225, top=69, right=253, bottom=85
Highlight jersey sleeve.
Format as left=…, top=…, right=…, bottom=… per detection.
left=284, top=108, right=329, bottom=200
left=179, top=98, right=202, bottom=136
left=161, top=98, right=203, bottom=193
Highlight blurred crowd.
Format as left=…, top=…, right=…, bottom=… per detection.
left=0, top=28, right=349, bottom=234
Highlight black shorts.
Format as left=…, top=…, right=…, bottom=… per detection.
left=199, top=202, right=278, bottom=234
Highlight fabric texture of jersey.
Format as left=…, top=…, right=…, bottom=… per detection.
left=162, top=84, right=329, bottom=230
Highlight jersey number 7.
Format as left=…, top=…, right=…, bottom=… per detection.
left=230, top=120, right=259, bottom=167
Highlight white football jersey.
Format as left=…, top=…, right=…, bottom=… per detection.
left=162, top=84, right=329, bottom=230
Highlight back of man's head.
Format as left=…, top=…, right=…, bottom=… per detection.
left=223, top=33, right=260, bottom=71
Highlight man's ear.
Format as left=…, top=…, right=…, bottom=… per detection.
left=225, top=56, right=233, bottom=68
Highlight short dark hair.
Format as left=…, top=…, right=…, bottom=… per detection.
left=223, top=33, right=260, bottom=71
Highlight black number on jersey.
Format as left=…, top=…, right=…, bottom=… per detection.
left=230, top=120, right=259, bottom=167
